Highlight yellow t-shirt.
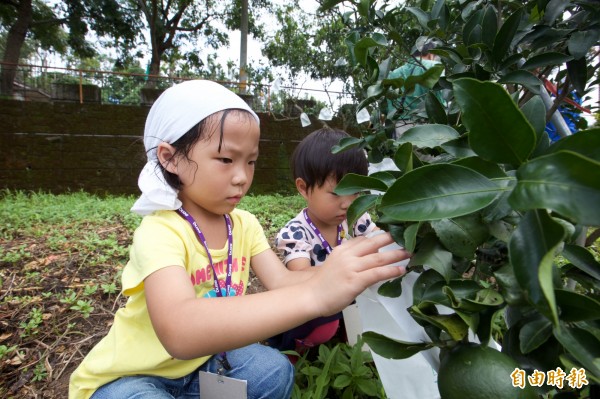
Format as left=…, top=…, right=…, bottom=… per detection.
left=69, top=209, right=271, bottom=399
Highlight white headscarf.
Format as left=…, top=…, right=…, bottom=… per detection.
left=131, top=80, right=259, bottom=215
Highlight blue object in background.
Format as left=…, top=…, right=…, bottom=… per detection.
left=544, top=91, right=582, bottom=142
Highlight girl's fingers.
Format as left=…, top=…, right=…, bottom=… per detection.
left=357, top=263, right=407, bottom=289
left=352, top=247, right=411, bottom=272
left=335, top=231, right=395, bottom=255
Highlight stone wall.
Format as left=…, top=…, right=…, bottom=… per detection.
left=0, top=99, right=359, bottom=196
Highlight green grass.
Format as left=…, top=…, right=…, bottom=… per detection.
left=0, top=189, right=304, bottom=240
left=0, top=189, right=307, bottom=397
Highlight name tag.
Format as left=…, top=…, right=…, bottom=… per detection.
left=199, top=371, right=247, bottom=398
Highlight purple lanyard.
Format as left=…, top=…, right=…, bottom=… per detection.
left=176, top=207, right=233, bottom=372
left=303, top=208, right=343, bottom=254
left=176, top=207, right=233, bottom=297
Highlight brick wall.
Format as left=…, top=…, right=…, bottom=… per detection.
left=0, top=99, right=360, bottom=195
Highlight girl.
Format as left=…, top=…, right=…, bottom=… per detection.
left=69, top=80, right=409, bottom=399
left=269, top=128, right=379, bottom=353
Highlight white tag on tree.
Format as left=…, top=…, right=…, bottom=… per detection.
left=318, top=108, right=333, bottom=121
left=356, top=108, right=370, bottom=124
left=271, top=78, right=281, bottom=94
left=300, top=112, right=311, bottom=127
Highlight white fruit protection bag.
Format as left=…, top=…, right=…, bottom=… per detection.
left=357, top=231, right=441, bottom=399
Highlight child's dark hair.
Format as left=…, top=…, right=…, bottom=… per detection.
left=155, top=109, right=255, bottom=190
left=292, top=128, right=368, bottom=191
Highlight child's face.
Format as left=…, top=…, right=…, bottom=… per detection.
left=302, top=176, right=359, bottom=228
left=175, top=112, right=260, bottom=218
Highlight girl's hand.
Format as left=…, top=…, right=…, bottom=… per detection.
left=309, top=232, right=410, bottom=317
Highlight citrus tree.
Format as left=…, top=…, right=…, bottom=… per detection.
left=323, top=0, right=600, bottom=397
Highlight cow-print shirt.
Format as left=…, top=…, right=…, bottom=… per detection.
left=275, top=209, right=376, bottom=267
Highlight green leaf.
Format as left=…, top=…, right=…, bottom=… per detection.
left=368, top=171, right=397, bottom=187
left=539, top=245, right=560, bottom=326
left=397, top=124, right=460, bottom=149
left=555, top=289, right=600, bottom=322
left=406, top=7, right=431, bottom=30
left=332, top=136, right=363, bottom=153
left=520, top=95, right=547, bottom=151
left=347, top=195, right=379, bottom=236
left=509, top=210, right=564, bottom=322
left=462, top=288, right=504, bottom=311
left=442, top=135, right=477, bottom=159
left=451, top=157, right=507, bottom=179
left=333, top=374, right=352, bottom=389
left=408, top=234, right=453, bottom=282
left=319, top=0, right=346, bottom=12
left=412, top=269, right=445, bottom=305
left=567, top=57, right=588, bottom=94
left=425, top=91, right=448, bottom=124
left=404, top=65, right=444, bottom=91
left=542, top=128, right=600, bottom=162
left=362, top=331, right=434, bottom=359
left=463, top=8, right=484, bottom=46
left=336, top=173, right=388, bottom=195
left=519, top=318, right=552, bottom=354
left=480, top=5, right=498, bottom=49
left=380, top=164, right=503, bottom=222
left=509, top=151, right=600, bottom=226
left=454, top=78, right=536, bottom=166
left=562, top=244, right=600, bottom=280
left=568, top=29, right=600, bottom=60
left=393, top=142, right=413, bottom=173
left=357, top=0, right=370, bottom=18
left=377, top=275, right=403, bottom=297
left=492, top=7, right=523, bottom=63
left=494, top=263, right=528, bottom=306
left=521, top=52, right=573, bottom=70
left=430, top=213, right=489, bottom=258
left=403, top=222, right=420, bottom=253
left=497, top=70, right=542, bottom=95
left=354, top=36, right=387, bottom=66
left=409, top=306, right=469, bottom=341
left=553, top=324, right=600, bottom=378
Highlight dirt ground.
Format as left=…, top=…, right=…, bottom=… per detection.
left=0, top=218, right=267, bottom=398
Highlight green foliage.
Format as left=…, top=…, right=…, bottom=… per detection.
left=19, top=307, right=43, bottom=338
left=291, top=338, right=385, bottom=399
left=333, top=0, right=600, bottom=397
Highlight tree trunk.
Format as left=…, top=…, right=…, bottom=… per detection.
left=145, top=50, right=162, bottom=88
left=239, top=0, right=248, bottom=94
left=1, top=0, right=33, bottom=96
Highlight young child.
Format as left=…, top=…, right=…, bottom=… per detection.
left=269, top=128, right=379, bottom=353
left=69, top=80, right=409, bottom=399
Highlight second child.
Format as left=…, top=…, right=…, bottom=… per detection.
left=269, top=128, right=382, bottom=353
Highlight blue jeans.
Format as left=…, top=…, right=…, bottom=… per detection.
left=90, top=344, right=294, bottom=399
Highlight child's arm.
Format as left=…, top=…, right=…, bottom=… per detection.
left=286, top=257, right=312, bottom=271
left=251, top=248, right=315, bottom=289
left=144, top=232, right=408, bottom=360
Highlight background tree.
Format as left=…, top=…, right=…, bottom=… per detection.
left=0, top=0, right=141, bottom=95
left=136, top=0, right=272, bottom=89
left=262, top=3, right=353, bottom=99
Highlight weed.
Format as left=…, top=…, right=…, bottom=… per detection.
left=0, top=345, right=17, bottom=360
left=0, top=245, right=32, bottom=263
left=70, top=300, right=94, bottom=318
left=83, top=285, right=98, bottom=296
left=292, top=338, right=385, bottom=399
left=101, top=282, right=117, bottom=295
left=32, top=362, right=48, bottom=382
left=19, top=307, right=43, bottom=338
left=59, top=289, right=77, bottom=305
